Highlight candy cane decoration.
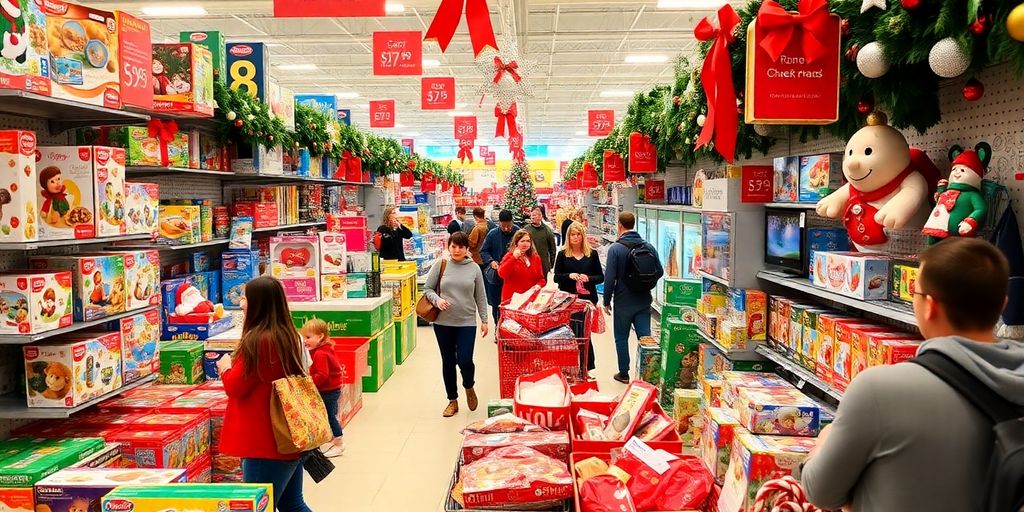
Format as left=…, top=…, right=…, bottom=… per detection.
left=753, top=476, right=824, bottom=512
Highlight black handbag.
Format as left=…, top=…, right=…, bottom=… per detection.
left=303, top=448, right=335, bottom=483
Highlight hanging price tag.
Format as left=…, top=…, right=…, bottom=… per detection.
left=645, top=179, right=666, bottom=201
left=369, top=100, right=396, bottom=128
left=478, top=145, right=489, bottom=155
left=373, top=31, right=422, bottom=76
left=454, top=116, right=478, bottom=139
left=421, top=77, right=455, bottom=110
left=588, top=110, right=615, bottom=137
left=116, top=12, right=151, bottom=109
left=274, top=0, right=385, bottom=17
left=741, top=165, right=773, bottom=203
left=484, top=153, right=496, bottom=165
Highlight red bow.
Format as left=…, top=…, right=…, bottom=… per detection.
left=694, top=5, right=740, bottom=163
left=511, top=148, right=525, bottom=162
left=493, top=57, right=521, bottom=83
left=147, top=119, right=179, bottom=167
left=424, top=0, right=497, bottom=57
left=458, top=140, right=475, bottom=164
left=756, top=0, right=833, bottom=63
left=495, top=103, right=520, bottom=139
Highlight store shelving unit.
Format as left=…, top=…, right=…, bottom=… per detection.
left=757, top=270, right=917, bottom=326
left=763, top=203, right=818, bottom=210
left=106, top=238, right=230, bottom=252
left=696, top=329, right=766, bottom=361
left=698, top=271, right=731, bottom=287
left=126, top=166, right=371, bottom=186
left=0, top=89, right=149, bottom=135
left=755, top=346, right=844, bottom=403
left=253, top=221, right=326, bottom=233
left=0, top=305, right=160, bottom=345
left=0, top=374, right=157, bottom=419
left=0, top=234, right=153, bottom=252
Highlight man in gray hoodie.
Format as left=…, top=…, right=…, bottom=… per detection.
left=800, top=237, right=1024, bottom=511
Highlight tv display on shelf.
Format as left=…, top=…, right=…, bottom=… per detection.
left=764, top=208, right=807, bottom=275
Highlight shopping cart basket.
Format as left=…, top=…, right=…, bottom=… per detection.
left=497, top=300, right=593, bottom=399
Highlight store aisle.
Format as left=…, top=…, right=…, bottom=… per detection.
left=303, top=319, right=642, bottom=511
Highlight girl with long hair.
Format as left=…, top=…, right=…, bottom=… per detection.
left=497, top=229, right=547, bottom=304
left=553, top=222, right=605, bottom=372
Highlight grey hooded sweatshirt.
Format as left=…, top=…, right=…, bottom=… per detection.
left=801, top=336, right=1024, bottom=511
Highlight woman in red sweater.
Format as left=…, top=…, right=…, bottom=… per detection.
left=498, top=229, right=547, bottom=304
left=216, top=276, right=312, bottom=512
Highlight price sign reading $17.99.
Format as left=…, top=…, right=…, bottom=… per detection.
left=373, top=31, right=422, bottom=76
left=741, top=165, right=773, bottom=203
left=421, top=77, right=455, bottom=110
left=369, top=100, right=396, bottom=128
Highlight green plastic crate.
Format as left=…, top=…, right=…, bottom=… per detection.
left=394, top=311, right=417, bottom=365
left=291, top=297, right=392, bottom=337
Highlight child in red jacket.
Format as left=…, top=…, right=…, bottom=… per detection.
left=302, top=318, right=345, bottom=457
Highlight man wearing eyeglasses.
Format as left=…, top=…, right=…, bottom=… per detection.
left=799, top=237, right=1024, bottom=512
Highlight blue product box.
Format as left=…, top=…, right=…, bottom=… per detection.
left=297, top=148, right=311, bottom=176
left=191, top=252, right=211, bottom=272
left=202, top=349, right=233, bottom=379
left=798, top=153, right=844, bottom=203
left=222, top=250, right=260, bottom=309
left=773, top=156, right=799, bottom=203
left=200, top=271, right=222, bottom=303
left=807, top=228, right=851, bottom=281
left=413, top=192, right=429, bottom=204
left=160, top=276, right=210, bottom=315
left=162, top=316, right=234, bottom=341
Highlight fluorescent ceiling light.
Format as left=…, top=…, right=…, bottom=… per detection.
left=277, top=63, right=317, bottom=71
left=393, top=124, right=406, bottom=129
left=456, top=103, right=468, bottom=109
left=656, top=0, right=727, bottom=9
left=600, top=90, right=634, bottom=98
left=625, top=54, right=669, bottom=64
left=449, top=111, right=471, bottom=117
left=574, top=131, right=588, bottom=136
left=423, top=59, right=441, bottom=68
left=385, top=2, right=405, bottom=13
left=335, top=92, right=361, bottom=99
left=142, top=5, right=207, bottom=17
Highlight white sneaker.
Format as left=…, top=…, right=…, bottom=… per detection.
left=318, top=442, right=334, bottom=453
left=323, top=444, right=346, bottom=458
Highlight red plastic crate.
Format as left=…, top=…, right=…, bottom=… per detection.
left=332, top=338, right=370, bottom=384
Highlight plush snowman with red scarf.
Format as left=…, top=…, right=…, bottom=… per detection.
left=922, top=143, right=990, bottom=244
left=816, top=113, right=940, bottom=252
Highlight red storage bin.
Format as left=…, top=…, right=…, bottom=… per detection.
left=332, top=338, right=370, bottom=384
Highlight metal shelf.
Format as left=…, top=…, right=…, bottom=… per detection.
left=126, top=166, right=365, bottom=186
left=0, top=375, right=157, bottom=419
left=639, top=204, right=703, bottom=214
left=0, top=89, right=149, bottom=135
left=0, top=305, right=160, bottom=345
left=106, top=238, right=231, bottom=252
left=757, top=271, right=917, bottom=326
left=698, top=271, right=732, bottom=287
left=253, top=221, right=326, bottom=233
left=764, top=203, right=818, bottom=210
left=0, top=234, right=153, bottom=251
left=756, top=346, right=843, bottom=404
left=696, top=329, right=766, bottom=361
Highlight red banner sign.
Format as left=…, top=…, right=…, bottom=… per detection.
left=421, top=77, right=456, bottom=110
left=454, top=116, right=478, bottom=139
left=373, top=31, right=423, bottom=76
left=369, top=100, right=396, bottom=128
left=274, top=0, right=385, bottom=17
left=645, top=179, right=665, bottom=201
left=116, top=12, right=152, bottom=110
left=484, top=153, right=496, bottom=165
left=421, top=173, right=437, bottom=192
left=741, top=165, right=774, bottom=203
left=588, top=110, right=615, bottom=137
left=603, top=150, right=625, bottom=182
left=628, top=132, right=657, bottom=173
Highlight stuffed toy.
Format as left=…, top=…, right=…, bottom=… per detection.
left=174, top=282, right=225, bottom=319
left=280, top=247, right=311, bottom=268
left=815, top=113, right=940, bottom=252
left=922, top=143, right=991, bottom=244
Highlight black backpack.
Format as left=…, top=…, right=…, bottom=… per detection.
left=619, top=240, right=660, bottom=293
left=912, top=351, right=1024, bottom=512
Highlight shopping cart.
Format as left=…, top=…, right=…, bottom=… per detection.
left=497, top=300, right=594, bottom=399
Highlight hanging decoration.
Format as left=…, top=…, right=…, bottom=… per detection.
left=628, top=132, right=658, bottom=173
left=962, top=77, right=985, bottom=101
left=857, top=95, right=875, bottom=113
left=928, top=37, right=971, bottom=77
left=475, top=32, right=539, bottom=119
left=603, top=150, right=625, bottom=182
left=1008, top=3, right=1024, bottom=41
left=860, top=0, right=887, bottom=13
left=458, top=139, right=475, bottom=164
left=693, top=4, right=741, bottom=162
left=495, top=102, right=520, bottom=138
left=899, top=0, right=920, bottom=10
left=423, top=0, right=497, bottom=56
left=579, top=161, right=599, bottom=189
left=856, top=41, right=890, bottom=78
left=147, top=119, right=180, bottom=167
left=508, top=129, right=525, bottom=162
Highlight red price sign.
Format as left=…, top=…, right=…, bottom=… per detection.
left=588, top=110, right=615, bottom=137
left=454, top=116, right=478, bottom=139
left=484, top=153, right=496, bottom=165
left=369, top=100, right=396, bottom=128
left=645, top=179, right=665, bottom=201
left=741, top=165, right=774, bottom=203
left=116, top=12, right=151, bottom=109
left=421, top=77, right=455, bottom=110
left=373, top=31, right=422, bottom=76
left=478, top=145, right=489, bottom=155
left=275, top=0, right=385, bottom=17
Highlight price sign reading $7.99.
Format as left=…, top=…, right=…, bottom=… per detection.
left=741, top=165, right=774, bottom=203
left=421, top=77, right=455, bottom=110
left=373, top=31, right=422, bottom=76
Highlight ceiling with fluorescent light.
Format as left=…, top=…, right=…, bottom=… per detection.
left=92, top=0, right=728, bottom=157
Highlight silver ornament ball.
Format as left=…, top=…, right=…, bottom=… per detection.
left=697, top=114, right=707, bottom=127
left=753, top=124, right=771, bottom=136
left=929, top=37, right=971, bottom=78
left=856, top=42, right=890, bottom=78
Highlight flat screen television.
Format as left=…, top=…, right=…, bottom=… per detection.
left=764, top=207, right=807, bottom=275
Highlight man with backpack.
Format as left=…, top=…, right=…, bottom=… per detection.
left=603, top=212, right=664, bottom=384
left=800, top=237, right=1024, bottom=512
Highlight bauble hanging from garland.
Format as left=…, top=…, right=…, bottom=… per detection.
left=857, top=42, right=890, bottom=78
left=753, top=124, right=771, bottom=136
left=962, top=78, right=985, bottom=101
left=226, top=111, right=237, bottom=121
left=900, top=0, right=920, bottom=10
left=969, top=13, right=990, bottom=35
left=857, top=96, right=875, bottom=114
left=1007, top=3, right=1024, bottom=41
left=929, top=37, right=971, bottom=77
left=696, top=114, right=706, bottom=127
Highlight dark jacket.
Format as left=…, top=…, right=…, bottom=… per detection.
left=377, top=224, right=413, bottom=261
left=553, top=250, right=604, bottom=304
left=603, top=231, right=663, bottom=308
left=480, top=224, right=518, bottom=284
left=522, top=222, right=557, bottom=275
left=561, top=218, right=574, bottom=242
left=446, top=218, right=465, bottom=235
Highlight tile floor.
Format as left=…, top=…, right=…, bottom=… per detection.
left=302, top=317, right=643, bottom=511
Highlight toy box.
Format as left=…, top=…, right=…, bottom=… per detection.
left=659, top=317, right=704, bottom=408
left=34, top=468, right=186, bottom=512
left=806, top=228, right=850, bottom=280
left=113, top=126, right=190, bottom=168
left=772, top=156, right=798, bottom=203
left=664, top=278, right=702, bottom=306
left=319, top=232, right=348, bottom=275
left=728, top=288, right=767, bottom=341
left=103, top=484, right=272, bottom=512
left=0, top=0, right=51, bottom=95
left=850, top=327, right=915, bottom=380
left=35, top=146, right=101, bottom=240
left=158, top=341, right=204, bottom=384
left=635, top=337, right=661, bottom=386
left=735, top=386, right=821, bottom=436
left=108, top=425, right=190, bottom=468
left=0, top=438, right=105, bottom=488
left=673, top=388, right=702, bottom=447
left=701, top=407, right=744, bottom=483
left=152, top=43, right=214, bottom=116
left=158, top=205, right=200, bottom=245
left=30, top=254, right=126, bottom=321
left=719, top=371, right=793, bottom=409
left=291, top=296, right=392, bottom=337
left=798, top=307, right=830, bottom=370
left=124, top=182, right=159, bottom=235
left=380, top=269, right=416, bottom=319
left=108, top=308, right=160, bottom=382
left=872, top=338, right=922, bottom=367
left=180, top=31, right=226, bottom=78
left=717, top=432, right=816, bottom=512
left=832, top=320, right=883, bottom=391
left=121, top=250, right=159, bottom=311
left=92, top=147, right=126, bottom=237
left=0, top=271, right=72, bottom=334
left=132, top=410, right=211, bottom=464
left=321, top=274, right=347, bottom=300
left=23, top=332, right=122, bottom=408
left=221, top=249, right=260, bottom=309
left=0, top=131, right=39, bottom=243
left=698, top=344, right=775, bottom=384
left=43, top=0, right=120, bottom=108
left=811, top=251, right=890, bottom=300
left=270, top=235, right=320, bottom=302
left=890, top=257, right=920, bottom=304
left=161, top=316, right=232, bottom=342
left=798, top=153, right=843, bottom=203
left=814, top=313, right=852, bottom=383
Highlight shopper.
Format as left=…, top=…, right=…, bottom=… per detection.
left=468, top=207, right=489, bottom=265
left=553, top=221, right=604, bottom=372
left=447, top=206, right=468, bottom=234
left=603, top=212, right=663, bottom=384
left=217, top=276, right=312, bottom=512
left=800, top=238, right=1024, bottom=512
left=498, top=229, right=547, bottom=304
left=376, top=205, right=413, bottom=261
left=423, top=232, right=490, bottom=417
left=561, top=208, right=586, bottom=242
left=523, top=206, right=558, bottom=276
left=480, top=210, right=518, bottom=323
left=300, top=318, right=345, bottom=458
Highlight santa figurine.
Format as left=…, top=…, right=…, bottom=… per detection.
left=922, top=143, right=990, bottom=245
left=174, top=282, right=225, bottom=319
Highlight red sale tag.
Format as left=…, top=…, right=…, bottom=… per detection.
left=373, top=31, right=423, bottom=76
left=478, top=145, right=489, bottom=155
left=603, top=150, right=625, bottom=182
left=369, top=100, right=396, bottom=128
left=421, top=77, right=456, bottom=110
left=628, top=132, right=657, bottom=173
left=645, top=180, right=665, bottom=200
left=559, top=161, right=568, bottom=177
left=484, top=153, right=496, bottom=165
left=741, top=165, right=774, bottom=203
left=117, top=12, right=152, bottom=110
left=454, top=116, right=478, bottom=139
left=588, top=110, right=615, bottom=137
left=275, top=0, right=385, bottom=17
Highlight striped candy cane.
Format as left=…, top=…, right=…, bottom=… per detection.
left=753, top=476, right=823, bottom=512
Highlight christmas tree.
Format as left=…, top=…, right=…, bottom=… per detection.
left=503, top=160, right=537, bottom=224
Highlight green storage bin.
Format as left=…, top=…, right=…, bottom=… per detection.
left=664, top=278, right=701, bottom=306
left=363, top=322, right=396, bottom=392
left=658, top=318, right=704, bottom=409
left=291, top=297, right=392, bottom=337
left=394, top=311, right=417, bottom=365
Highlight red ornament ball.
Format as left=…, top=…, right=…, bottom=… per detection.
left=673, top=96, right=681, bottom=105
left=969, top=15, right=990, bottom=35
left=963, top=78, right=985, bottom=101
left=900, top=0, right=921, bottom=10
left=233, top=119, right=243, bottom=128
left=857, top=99, right=874, bottom=114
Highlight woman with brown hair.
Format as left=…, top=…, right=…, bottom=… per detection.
left=497, top=229, right=547, bottom=304
left=376, top=205, right=413, bottom=261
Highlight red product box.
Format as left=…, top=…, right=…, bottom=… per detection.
left=98, top=395, right=173, bottom=413
left=77, top=411, right=144, bottom=426
left=569, top=400, right=686, bottom=455
left=814, top=313, right=852, bottom=384
left=459, top=446, right=574, bottom=508
left=873, top=338, right=923, bottom=367
left=832, top=321, right=883, bottom=391
left=462, top=431, right=571, bottom=465
left=232, top=202, right=278, bottom=228
left=213, top=453, right=242, bottom=482
left=134, top=410, right=213, bottom=463
left=513, top=369, right=572, bottom=431
left=850, top=328, right=914, bottom=380
left=121, top=383, right=196, bottom=399
left=186, top=451, right=213, bottom=482
left=109, top=425, right=190, bottom=468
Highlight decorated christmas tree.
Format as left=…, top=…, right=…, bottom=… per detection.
left=503, top=160, right=537, bottom=224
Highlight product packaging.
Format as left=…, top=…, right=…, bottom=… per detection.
left=850, top=327, right=917, bottom=380
left=0, top=438, right=105, bottom=489
left=487, top=398, right=515, bottom=418
left=23, top=332, right=123, bottom=407
left=158, top=341, right=204, bottom=385
left=664, top=278, right=702, bottom=306
left=814, top=313, right=853, bottom=383
left=635, top=338, right=661, bottom=386
left=107, top=308, right=161, bottom=382
left=0, top=271, right=73, bottom=334
left=0, top=131, right=39, bottom=242
left=811, top=251, right=890, bottom=300
left=797, top=307, right=831, bottom=370
left=890, top=257, right=920, bottom=304
left=672, top=388, right=702, bottom=447
left=514, top=368, right=572, bottom=431
left=34, top=468, right=187, bottom=512
left=121, top=250, right=159, bottom=311
left=659, top=317, right=703, bottom=408
left=290, top=296, right=393, bottom=337
left=320, top=274, right=347, bottom=300
left=318, top=232, right=348, bottom=275
left=270, top=235, right=321, bottom=302
left=719, top=371, right=793, bottom=409
left=735, top=386, right=821, bottom=436
left=108, top=426, right=189, bottom=468
left=806, top=227, right=850, bottom=280
left=717, top=432, right=816, bottom=512
left=158, top=205, right=200, bottom=245
left=772, top=156, right=798, bottom=203
left=602, top=381, right=657, bottom=441
left=36, top=146, right=103, bottom=240
left=457, top=446, right=572, bottom=508
left=700, top=407, right=744, bottom=483
left=0, top=0, right=50, bottom=95
left=30, top=254, right=126, bottom=321
left=106, top=126, right=189, bottom=168
left=832, top=321, right=884, bottom=391
left=180, top=31, right=226, bottom=78
left=124, top=182, right=159, bottom=235
left=221, top=249, right=260, bottom=309
left=44, top=0, right=120, bottom=107
left=798, top=153, right=843, bottom=203
left=462, top=431, right=571, bottom=465
left=151, top=43, right=214, bottom=116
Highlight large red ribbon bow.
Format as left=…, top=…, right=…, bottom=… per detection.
left=495, top=103, right=520, bottom=139
left=492, top=57, right=521, bottom=83
left=694, top=4, right=740, bottom=163
left=756, top=0, right=833, bottom=63
left=458, top=140, right=475, bottom=164
left=424, top=0, right=498, bottom=57
left=147, top=119, right=179, bottom=167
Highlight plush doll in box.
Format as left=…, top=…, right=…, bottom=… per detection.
left=815, top=113, right=940, bottom=252
left=172, top=282, right=225, bottom=322
left=922, top=143, right=990, bottom=245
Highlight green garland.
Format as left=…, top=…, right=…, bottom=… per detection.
left=213, top=79, right=291, bottom=150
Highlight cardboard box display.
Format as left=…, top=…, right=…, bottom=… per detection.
left=35, top=146, right=100, bottom=240
left=717, top=432, right=816, bottom=512
left=701, top=376, right=725, bottom=408
left=201, top=349, right=230, bottom=380
left=735, top=386, right=821, bottom=436
left=109, top=425, right=189, bottom=468
left=270, top=235, right=320, bottom=302
left=132, top=410, right=212, bottom=463
left=832, top=321, right=883, bottom=391
left=701, top=407, right=744, bottom=483
left=462, top=431, right=571, bottom=465
left=34, top=468, right=186, bottom=512
left=798, top=153, right=843, bottom=203
left=697, top=344, right=775, bottom=384
left=811, top=251, right=890, bottom=300
left=30, top=254, right=126, bottom=321
left=0, top=131, right=39, bottom=242
left=873, top=338, right=922, bottom=367
left=659, top=317, right=703, bottom=408
left=635, top=338, right=661, bottom=386
left=664, top=278, right=701, bottom=306
left=806, top=228, right=850, bottom=280
left=124, top=182, right=159, bottom=235
left=318, top=232, right=348, bottom=275
left=152, top=43, right=214, bottom=116
left=772, top=156, right=798, bottom=203
left=185, top=452, right=212, bottom=482
left=850, top=327, right=916, bottom=380
left=290, top=297, right=393, bottom=337
left=362, top=322, right=395, bottom=392
left=23, top=332, right=123, bottom=408
left=393, top=310, right=416, bottom=365
left=158, top=205, right=200, bottom=245
left=43, top=0, right=120, bottom=107
left=221, top=249, right=260, bottom=309
left=0, top=0, right=50, bottom=95
left=108, top=308, right=161, bottom=382
left=103, top=483, right=272, bottom=512
left=0, top=271, right=73, bottom=334
left=727, top=288, right=767, bottom=341
left=158, top=341, right=204, bottom=385
left=161, top=316, right=232, bottom=342
left=673, top=388, right=702, bottom=447
left=0, top=438, right=105, bottom=488
left=380, top=269, right=416, bottom=319
left=120, top=250, right=159, bottom=311
left=180, top=31, right=226, bottom=79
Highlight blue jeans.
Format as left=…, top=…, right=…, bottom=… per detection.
left=320, top=388, right=343, bottom=438
left=485, top=280, right=503, bottom=324
left=433, top=324, right=477, bottom=400
left=612, top=303, right=652, bottom=374
left=242, top=456, right=311, bottom=512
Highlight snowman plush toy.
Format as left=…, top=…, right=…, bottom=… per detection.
left=816, top=113, right=940, bottom=252
left=921, top=143, right=991, bottom=245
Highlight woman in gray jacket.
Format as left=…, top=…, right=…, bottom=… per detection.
left=423, top=231, right=490, bottom=417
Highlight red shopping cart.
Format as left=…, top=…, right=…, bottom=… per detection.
left=497, top=300, right=594, bottom=399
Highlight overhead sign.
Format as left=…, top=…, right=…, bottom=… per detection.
left=373, top=31, right=423, bottom=76
left=369, top=100, right=395, bottom=128
left=421, top=77, right=456, bottom=110
left=588, top=110, right=615, bottom=137
left=274, top=0, right=386, bottom=17
left=454, top=116, right=478, bottom=139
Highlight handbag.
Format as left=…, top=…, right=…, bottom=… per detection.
left=591, top=306, right=607, bottom=334
left=303, top=447, right=336, bottom=483
left=415, top=259, right=448, bottom=322
left=269, top=353, right=334, bottom=454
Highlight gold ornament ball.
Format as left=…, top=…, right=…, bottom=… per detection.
left=1008, top=4, right=1024, bottom=41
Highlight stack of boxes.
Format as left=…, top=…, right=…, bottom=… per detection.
left=381, top=261, right=418, bottom=365
left=658, top=278, right=703, bottom=410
